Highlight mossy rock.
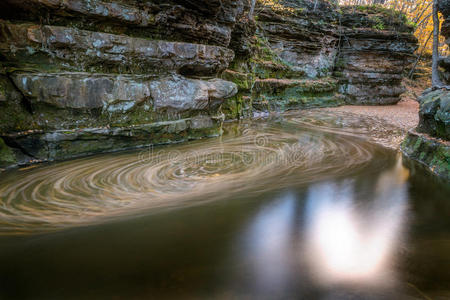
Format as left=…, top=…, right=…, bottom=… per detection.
left=402, top=131, right=450, bottom=180
left=0, top=75, right=37, bottom=133
left=0, top=137, right=16, bottom=167
left=221, top=94, right=253, bottom=120
left=5, top=116, right=224, bottom=162
left=221, top=70, right=254, bottom=91
left=417, top=90, right=450, bottom=140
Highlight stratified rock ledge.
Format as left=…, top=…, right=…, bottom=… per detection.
left=402, top=130, right=450, bottom=180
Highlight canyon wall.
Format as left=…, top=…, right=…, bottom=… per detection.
left=0, top=0, right=241, bottom=167
left=335, top=6, right=417, bottom=105
left=402, top=0, right=450, bottom=180
left=222, top=1, right=417, bottom=119
left=0, top=0, right=417, bottom=169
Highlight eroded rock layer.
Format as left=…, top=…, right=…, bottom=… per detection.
left=0, top=0, right=243, bottom=47
left=0, top=0, right=240, bottom=168
left=402, top=131, right=450, bottom=180
left=221, top=1, right=417, bottom=119
left=335, top=6, right=417, bottom=105
left=0, top=21, right=234, bottom=75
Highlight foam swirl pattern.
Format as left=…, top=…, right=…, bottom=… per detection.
left=0, top=111, right=394, bottom=234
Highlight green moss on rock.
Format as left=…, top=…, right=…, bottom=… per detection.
left=4, top=116, right=223, bottom=162
left=0, top=137, right=16, bottom=167
left=251, top=78, right=342, bottom=111
left=417, top=89, right=450, bottom=140
left=402, top=131, right=450, bottom=180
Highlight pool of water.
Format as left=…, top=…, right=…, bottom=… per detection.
left=0, top=111, right=449, bottom=299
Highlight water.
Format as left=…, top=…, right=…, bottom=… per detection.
left=0, top=111, right=449, bottom=299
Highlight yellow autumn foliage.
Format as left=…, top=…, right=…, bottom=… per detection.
left=257, top=0, right=296, bottom=13
left=257, top=0, right=447, bottom=55
left=339, top=0, right=447, bottom=55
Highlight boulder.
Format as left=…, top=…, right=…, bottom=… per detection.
left=12, top=73, right=237, bottom=112
left=402, top=131, right=450, bottom=180
left=417, top=89, right=450, bottom=140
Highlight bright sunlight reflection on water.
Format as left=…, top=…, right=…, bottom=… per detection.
left=306, top=156, right=409, bottom=286
left=237, top=155, right=411, bottom=295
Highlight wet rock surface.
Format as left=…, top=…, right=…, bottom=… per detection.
left=2, top=115, right=224, bottom=162
left=402, top=131, right=450, bottom=180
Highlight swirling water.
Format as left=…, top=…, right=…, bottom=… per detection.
left=0, top=111, right=449, bottom=299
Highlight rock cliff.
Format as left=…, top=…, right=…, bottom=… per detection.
left=0, top=0, right=418, bottom=169
left=335, top=6, right=417, bottom=105
left=0, top=0, right=240, bottom=167
left=221, top=1, right=417, bottom=119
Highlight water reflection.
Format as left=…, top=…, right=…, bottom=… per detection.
left=237, top=192, right=299, bottom=295
left=0, top=111, right=381, bottom=234
left=0, top=147, right=447, bottom=299
left=237, top=156, right=410, bottom=293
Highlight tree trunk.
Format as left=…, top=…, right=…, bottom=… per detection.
left=313, top=0, right=319, bottom=11
left=409, top=31, right=433, bottom=79
left=432, top=0, right=444, bottom=88
left=249, top=0, right=256, bottom=19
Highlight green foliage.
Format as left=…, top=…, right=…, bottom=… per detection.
left=405, top=19, right=418, bottom=30
left=372, top=16, right=385, bottom=30
left=355, top=4, right=404, bottom=20
left=350, top=4, right=411, bottom=28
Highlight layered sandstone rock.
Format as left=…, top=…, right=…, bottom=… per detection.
left=0, top=0, right=239, bottom=167
left=256, top=0, right=339, bottom=78
left=0, top=0, right=243, bottom=47
left=0, top=21, right=234, bottom=75
left=222, top=0, right=416, bottom=119
left=11, top=73, right=235, bottom=113
left=221, top=0, right=343, bottom=118
left=336, top=6, right=417, bottom=105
